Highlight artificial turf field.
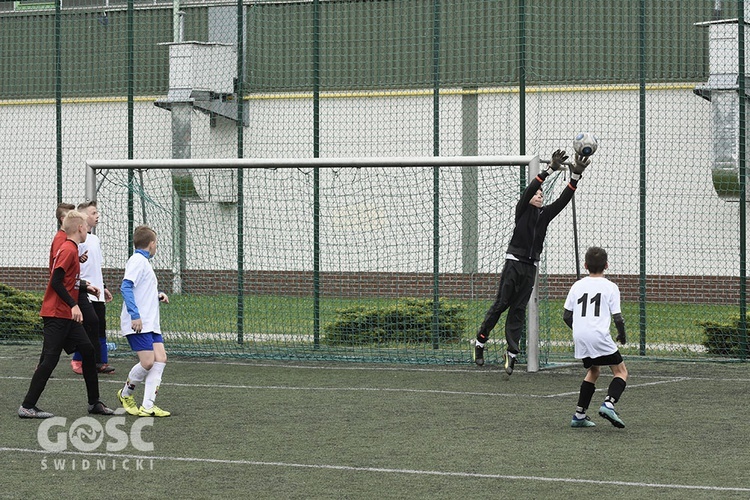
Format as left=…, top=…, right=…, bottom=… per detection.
left=1, top=345, right=749, bottom=499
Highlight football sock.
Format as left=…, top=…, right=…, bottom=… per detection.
left=142, top=361, right=166, bottom=409
left=475, top=341, right=484, bottom=348
left=574, top=406, right=587, bottom=419
left=99, top=337, right=108, bottom=364
left=121, top=362, right=149, bottom=397
left=507, top=351, right=517, bottom=358
left=605, top=377, right=627, bottom=408
left=577, top=381, right=596, bottom=410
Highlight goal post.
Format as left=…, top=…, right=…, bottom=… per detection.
left=86, top=155, right=546, bottom=371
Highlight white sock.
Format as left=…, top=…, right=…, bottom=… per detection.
left=121, top=362, right=149, bottom=397
left=574, top=406, right=586, bottom=419
left=475, top=341, right=484, bottom=348
left=142, top=362, right=166, bottom=409
left=508, top=351, right=517, bottom=358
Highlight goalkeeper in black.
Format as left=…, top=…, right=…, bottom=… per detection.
left=473, top=149, right=590, bottom=374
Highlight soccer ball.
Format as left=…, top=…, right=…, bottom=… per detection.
left=573, top=132, right=599, bottom=156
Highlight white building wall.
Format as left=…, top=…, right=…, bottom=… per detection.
left=1, top=86, right=736, bottom=278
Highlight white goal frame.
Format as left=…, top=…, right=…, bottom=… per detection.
left=86, top=155, right=543, bottom=372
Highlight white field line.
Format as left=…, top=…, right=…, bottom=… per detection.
left=2, top=366, right=746, bottom=492
left=157, top=359, right=750, bottom=385
left=0, top=373, right=717, bottom=400
left=544, top=377, right=692, bottom=397
left=1, top=447, right=748, bottom=493
left=0, top=375, right=562, bottom=398
left=107, top=329, right=710, bottom=353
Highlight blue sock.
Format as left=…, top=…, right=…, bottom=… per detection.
left=99, top=337, right=108, bottom=363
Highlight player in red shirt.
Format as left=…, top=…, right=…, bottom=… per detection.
left=49, top=203, right=76, bottom=272
left=19, top=210, right=115, bottom=418
left=36, top=203, right=77, bottom=370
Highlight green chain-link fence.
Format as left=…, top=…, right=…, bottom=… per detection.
left=1, top=0, right=748, bottom=365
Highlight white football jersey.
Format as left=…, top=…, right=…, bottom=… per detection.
left=79, top=232, right=105, bottom=302
left=120, top=252, right=161, bottom=335
left=564, top=276, right=622, bottom=359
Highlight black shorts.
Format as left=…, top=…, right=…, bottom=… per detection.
left=582, top=351, right=623, bottom=369
left=42, top=317, right=93, bottom=356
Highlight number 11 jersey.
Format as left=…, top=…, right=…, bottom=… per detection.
left=564, top=276, right=622, bottom=359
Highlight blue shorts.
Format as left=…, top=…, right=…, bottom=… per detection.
left=126, top=332, right=164, bottom=352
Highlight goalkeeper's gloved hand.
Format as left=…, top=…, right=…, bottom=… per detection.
left=570, top=153, right=591, bottom=181
left=616, top=332, right=627, bottom=345
left=546, top=149, right=568, bottom=174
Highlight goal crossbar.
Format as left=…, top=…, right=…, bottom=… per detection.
left=86, top=155, right=540, bottom=171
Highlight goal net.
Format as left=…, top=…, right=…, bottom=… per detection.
left=87, top=155, right=572, bottom=371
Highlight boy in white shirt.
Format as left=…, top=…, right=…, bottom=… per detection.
left=116, top=225, right=171, bottom=417
left=71, top=201, right=115, bottom=374
left=563, top=246, right=628, bottom=428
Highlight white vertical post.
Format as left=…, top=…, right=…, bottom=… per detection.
left=85, top=162, right=96, bottom=202
left=527, top=155, right=540, bottom=372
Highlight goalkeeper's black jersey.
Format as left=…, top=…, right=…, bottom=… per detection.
left=505, top=171, right=577, bottom=264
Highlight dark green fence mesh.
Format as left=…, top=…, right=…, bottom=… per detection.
left=1, top=0, right=747, bottom=365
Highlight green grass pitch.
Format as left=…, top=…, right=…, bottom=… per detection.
left=1, top=345, right=749, bottom=499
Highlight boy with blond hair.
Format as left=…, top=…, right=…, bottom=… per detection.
left=20, top=211, right=115, bottom=418
left=37, top=202, right=77, bottom=370
left=117, top=225, right=171, bottom=417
